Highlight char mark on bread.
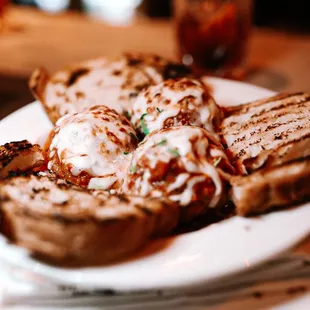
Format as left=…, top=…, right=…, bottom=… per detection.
left=0, top=174, right=179, bottom=266
left=220, top=92, right=310, bottom=174
left=0, top=141, right=45, bottom=179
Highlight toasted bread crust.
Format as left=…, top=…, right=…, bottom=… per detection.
left=28, top=67, right=55, bottom=123
left=223, top=92, right=305, bottom=116
left=0, top=174, right=178, bottom=266
left=29, top=53, right=192, bottom=124
left=231, top=158, right=310, bottom=216
left=221, top=92, right=310, bottom=174
left=0, top=141, right=45, bottom=179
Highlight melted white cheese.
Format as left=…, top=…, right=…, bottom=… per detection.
left=167, top=173, right=189, bottom=193
left=170, top=176, right=206, bottom=205
left=49, top=106, right=136, bottom=189
left=129, top=126, right=229, bottom=207
left=88, top=176, right=118, bottom=190
left=132, top=78, right=221, bottom=135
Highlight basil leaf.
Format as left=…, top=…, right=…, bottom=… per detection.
left=131, top=165, right=137, bottom=174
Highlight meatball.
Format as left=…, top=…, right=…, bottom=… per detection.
left=131, top=78, right=222, bottom=137
left=124, top=126, right=234, bottom=221
left=34, top=53, right=192, bottom=124
left=47, top=105, right=138, bottom=190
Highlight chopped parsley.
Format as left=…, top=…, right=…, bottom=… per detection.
left=131, top=165, right=137, bottom=174
left=140, top=113, right=149, bottom=135
left=123, top=152, right=129, bottom=155
left=168, top=148, right=180, bottom=157
left=214, top=157, right=222, bottom=167
left=130, top=165, right=137, bottom=174
left=157, top=138, right=167, bottom=146
left=156, top=107, right=164, bottom=113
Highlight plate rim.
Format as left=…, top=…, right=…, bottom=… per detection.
left=0, top=77, right=309, bottom=292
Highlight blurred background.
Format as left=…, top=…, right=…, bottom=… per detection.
left=10, top=0, right=310, bottom=32
left=0, top=0, right=310, bottom=119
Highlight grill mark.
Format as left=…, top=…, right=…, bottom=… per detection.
left=243, top=96, right=310, bottom=119
left=222, top=96, right=310, bottom=130
left=241, top=134, right=310, bottom=163
left=223, top=101, right=310, bottom=134
left=236, top=149, right=246, bottom=160
left=239, top=126, right=308, bottom=153
left=134, top=204, right=154, bottom=216
left=67, top=68, right=90, bottom=86
left=0, top=142, right=39, bottom=170
left=229, top=135, right=247, bottom=146
left=4, top=175, right=168, bottom=226
left=228, top=116, right=309, bottom=148
left=223, top=114, right=308, bottom=147
left=248, top=138, right=262, bottom=146
left=227, top=93, right=307, bottom=116
left=224, top=93, right=293, bottom=115
left=222, top=103, right=310, bottom=135
left=250, top=128, right=261, bottom=136
left=263, top=117, right=307, bottom=131
left=233, top=131, right=310, bottom=160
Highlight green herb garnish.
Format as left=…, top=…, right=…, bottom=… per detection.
left=168, top=148, right=180, bottom=157
left=156, top=107, right=163, bottom=113
left=157, top=138, right=167, bottom=146
left=140, top=113, right=149, bottom=135
left=214, top=157, right=222, bottom=167
left=130, top=165, right=137, bottom=174
left=123, top=152, right=129, bottom=155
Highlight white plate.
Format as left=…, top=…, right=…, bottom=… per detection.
left=0, top=77, right=309, bottom=292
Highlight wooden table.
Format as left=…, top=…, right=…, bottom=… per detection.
left=0, top=5, right=310, bottom=118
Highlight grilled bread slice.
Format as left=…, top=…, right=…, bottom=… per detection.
left=220, top=92, right=310, bottom=174
left=29, top=53, right=191, bottom=124
left=231, top=157, right=310, bottom=216
left=0, top=141, right=45, bottom=179
left=0, top=174, right=178, bottom=266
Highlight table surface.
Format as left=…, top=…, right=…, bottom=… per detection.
left=1, top=7, right=310, bottom=119
left=0, top=5, right=310, bottom=115
left=1, top=6, right=310, bottom=90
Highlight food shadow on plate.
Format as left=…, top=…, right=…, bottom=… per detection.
left=172, top=201, right=235, bottom=235
left=30, top=237, right=176, bottom=269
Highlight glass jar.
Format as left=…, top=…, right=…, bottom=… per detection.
left=174, top=0, right=252, bottom=78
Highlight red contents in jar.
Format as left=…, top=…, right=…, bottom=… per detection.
left=177, top=1, right=250, bottom=75
left=0, top=0, right=8, bottom=15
